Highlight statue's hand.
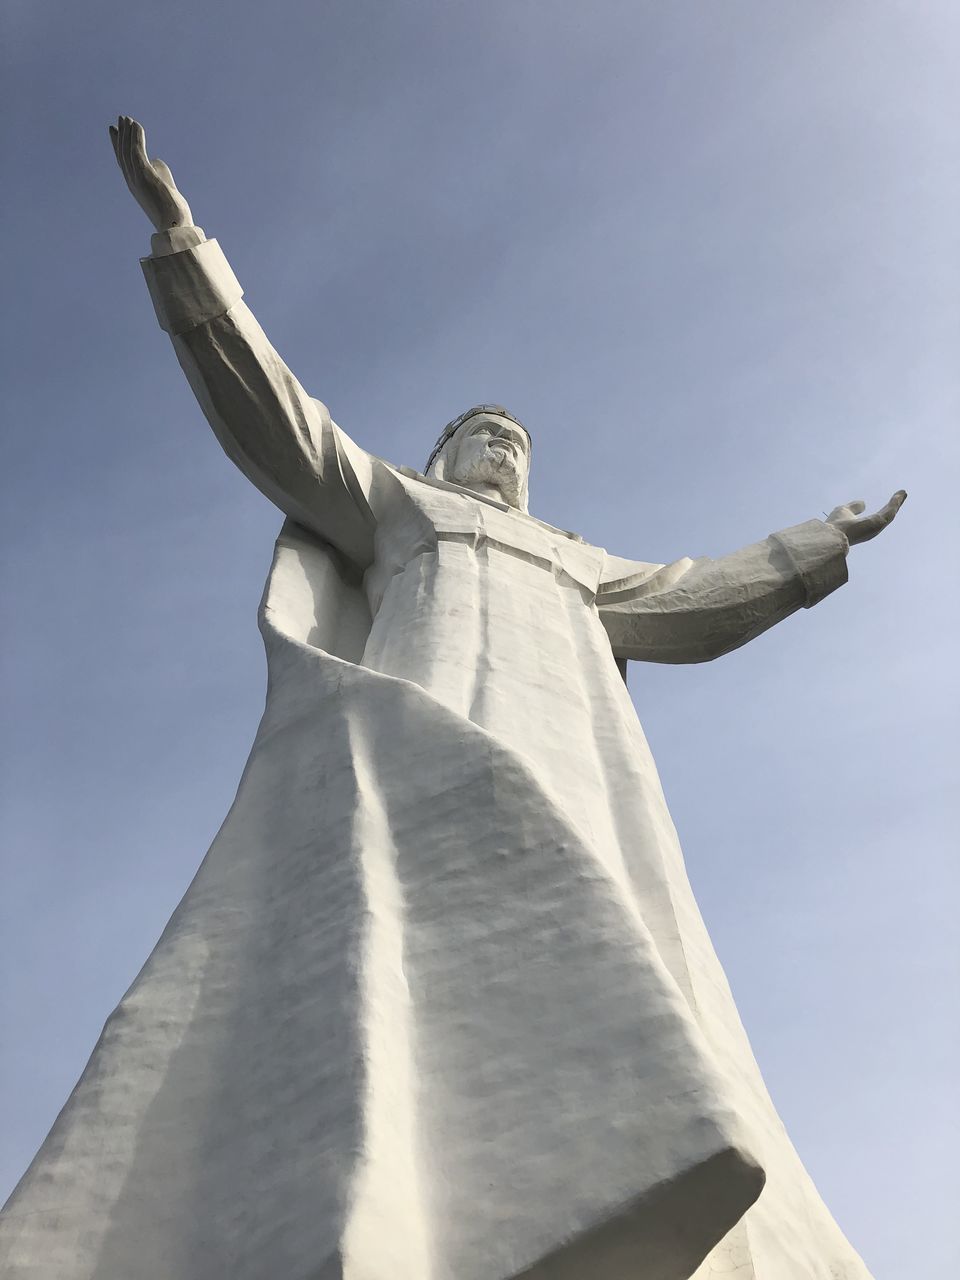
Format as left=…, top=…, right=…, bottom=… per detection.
left=109, top=115, right=193, bottom=232
left=826, top=490, right=907, bottom=546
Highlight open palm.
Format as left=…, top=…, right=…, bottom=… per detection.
left=109, top=115, right=193, bottom=232
left=826, top=490, right=907, bottom=546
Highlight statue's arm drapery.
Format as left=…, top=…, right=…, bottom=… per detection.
left=140, top=230, right=377, bottom=568
left=597, top=520, right=849, bottom=664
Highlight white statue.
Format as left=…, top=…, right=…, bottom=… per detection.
left=0, top=118, right=906, bottom=1280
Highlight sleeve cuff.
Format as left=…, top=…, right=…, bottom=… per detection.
left=140, top=238, right=243, bottom=335
left=770, top=518, right=849, bottom=607
left=150, top=225, right=207, bottom=257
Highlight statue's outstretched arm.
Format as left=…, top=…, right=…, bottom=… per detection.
left=110, top=117, right=376, bottom=568
left=598, top=493, right=905, bottom=664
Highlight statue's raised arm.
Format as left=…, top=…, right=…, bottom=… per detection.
left=110, top=116, right=376, bottom=569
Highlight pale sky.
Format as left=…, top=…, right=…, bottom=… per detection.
left=2, top=2, right=958, bottom=1274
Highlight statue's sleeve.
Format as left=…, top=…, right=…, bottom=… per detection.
left=140, top=235, right=377, bottom=569
left=597, top=520, right=849, bottom=664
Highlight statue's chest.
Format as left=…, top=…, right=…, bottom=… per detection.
left=373, top=472, right=605, bottom=602
left=362, top=479, right=617, bottom=722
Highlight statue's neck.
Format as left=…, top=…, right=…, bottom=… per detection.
left=462, top=480, right=515, bottom=506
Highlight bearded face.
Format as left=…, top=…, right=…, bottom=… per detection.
left=446, top=414, right=531, bottom=509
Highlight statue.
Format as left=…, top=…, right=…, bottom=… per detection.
left=0, top=117, right=906, bottom=1280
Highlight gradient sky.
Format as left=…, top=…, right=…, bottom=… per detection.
left=2, top=2, right=957, bottom=1273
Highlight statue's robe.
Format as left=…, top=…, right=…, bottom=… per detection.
left=0, top=240, right=873, bottom=1280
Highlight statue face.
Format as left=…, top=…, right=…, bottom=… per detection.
left=448, top=413, right=531, bottom=508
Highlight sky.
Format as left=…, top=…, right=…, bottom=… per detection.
left=1, top=0, right=957, bottom=1273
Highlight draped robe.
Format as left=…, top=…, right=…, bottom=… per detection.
left=0, top=237, right=874, bottom=1280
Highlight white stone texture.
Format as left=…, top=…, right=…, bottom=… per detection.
left=0, top=236, right=874, bottom=1280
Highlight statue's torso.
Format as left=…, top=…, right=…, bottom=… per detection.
left=359, top=466, right=620, bottom=740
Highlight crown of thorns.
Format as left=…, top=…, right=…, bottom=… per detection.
left=424, top=405, right=531, bottom=475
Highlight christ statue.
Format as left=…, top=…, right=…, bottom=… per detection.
left=0, top=117, right=905, bottom=1280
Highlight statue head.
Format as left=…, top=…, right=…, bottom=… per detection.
left=425, top=406, right=532, bottom=512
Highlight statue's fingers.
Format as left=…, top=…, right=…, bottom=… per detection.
left=120, top=118, right=138, bottom=187
left=879, top=490, right=907, bottom=524
left=114, top=117, right=126, bottom=176
left=130, top=120, right=150, bottom=174
left=119, top=116, right=134, bottom=180
left=122, top=115, right=140, bottom=176
left=108, top=124, right=121, bottom=165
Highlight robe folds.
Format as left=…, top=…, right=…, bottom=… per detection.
left=0, top=238, right=874, bottom=1280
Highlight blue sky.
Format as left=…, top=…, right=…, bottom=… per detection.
left=1, top=1, right=957, bottom=1273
